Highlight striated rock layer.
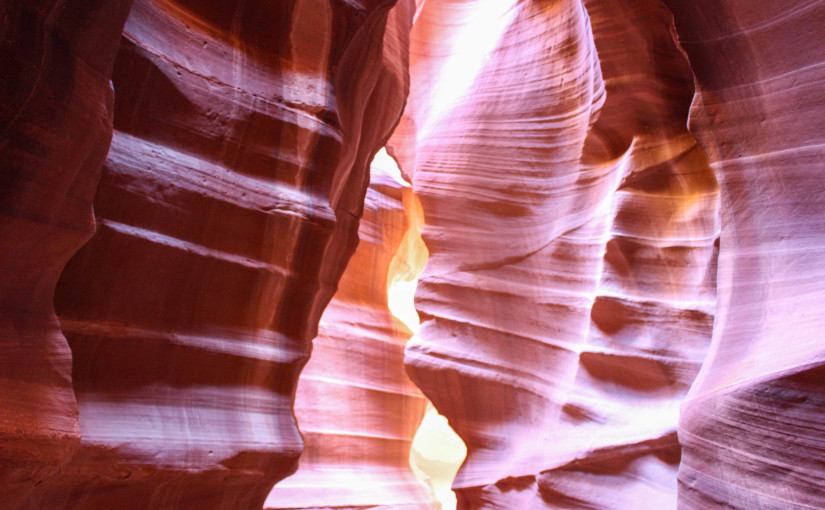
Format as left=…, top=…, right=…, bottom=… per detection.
left=3, top=1, right=824, bottom=509
left=661, top=2, right=825, bottom=508
left=0, top=0, right=413, bottom=508
left=392, top=0, right=719, bottom=507
left=0, top=2, right=135, bottom=507
left=265, top=152, right=434, bottom=510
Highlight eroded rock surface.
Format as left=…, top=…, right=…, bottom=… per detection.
left=661, top=2, right=825, bottom=508
left=2, top=0, right=824, bottom=509
left=0, top=2, right=135, bottom=507
left=1, top=0, right=412, bottom=508
left=265, top=153, right=434, bottom=510
left=392, top=0, right=719, bottom=507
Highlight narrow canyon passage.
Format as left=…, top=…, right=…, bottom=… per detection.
left=1, top=0, right=824, bottom=509
left=265, top=148, right=465, bottom=510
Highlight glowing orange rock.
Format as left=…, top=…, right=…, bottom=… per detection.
left=266, top=151, right=434, bottom=509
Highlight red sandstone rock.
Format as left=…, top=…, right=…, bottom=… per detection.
left=0, top=2, right=135, bottom=507
left=392, top=0, right=719, bottom=507
left=265, top=153, right=434, bottom=510
left=0, top=0, right=412, bottom=507
left=2, top=1, right=824, bottom=509
left=661, top=1, right=825, bottom=508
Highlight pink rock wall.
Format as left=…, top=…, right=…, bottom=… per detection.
left=392, top=0, right=719, bottom=507
left=265, top=155, right=433, bottom=509
left=2, top=0, right=824, bottom=509
left=0, top=2, right=135, bottom=507
left=661, top=1, right=825, bottom=508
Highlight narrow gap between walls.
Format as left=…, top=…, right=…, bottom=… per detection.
left=376, top=147, right=467, bottom=510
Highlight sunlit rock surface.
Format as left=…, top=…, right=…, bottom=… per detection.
left=661, top=1, right=825, bottom=508
left=0, top=2, right=135, bottom=507
left=391, top=0, right=719, bottom=507
left=0, top=0, right=412, bottom=507
left=2, top=0, right=824, bottom=509
left=410, top=403, right=467, bottom=510
left=265, top=151, right=434, bottom=509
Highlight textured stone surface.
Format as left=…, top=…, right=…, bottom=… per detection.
left=265, top=153, right=434, bottom=509
left=0, top=0, right=411, bottom=508
left=2, top=0, right=824, bottom=509
left=0, top=2, right=135, bottom=507
left=661, top=2, right=825, bottom=508
left=391, top=0, right=719, bottom=507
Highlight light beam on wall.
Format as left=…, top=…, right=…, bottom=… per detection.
left=375, top=148, right=467, bottom=510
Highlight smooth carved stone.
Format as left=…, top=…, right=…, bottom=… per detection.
left=265, top=155, right=434, bottom=509
left=0, top=2, right=135, bottom=508
left=391, top=0, right=719, bottom=507
left=660, top=1, right=825, bottom=508
left=2, top=0, right=821, bottom=508
left=10, top=0, right=414, bottom=508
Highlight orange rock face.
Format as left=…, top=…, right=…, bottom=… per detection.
left=1, top=1, right=824, bottom=509
left=2, top=0, right=412, bottom=508
left=0, top=2, right=135, bottom=507
left=265, top=154, right=433, bottom=510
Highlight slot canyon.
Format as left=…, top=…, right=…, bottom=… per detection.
left=1, top=0, right=823, bottom=509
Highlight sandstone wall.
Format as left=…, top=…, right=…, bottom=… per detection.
left=0, top=2, right=135, bottom=507
left=661, top=1, right=825, bottom=508
left=2, top=0, right=414, bottom=508
left=392, top=0, right=719, bottom=507
left=265, top=153, right=434, bottom=510
left=2, top=1, right=824, bottom=509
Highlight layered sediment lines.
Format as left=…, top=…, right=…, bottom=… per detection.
left=0, top=2, right=135, bottom=507
left=2, top=0, right=413, bottom=508
left=393, top=0, right=719, bottom=507
left=265, top=155, right=433, bottom=510
left=3, top=1, right=823, bottom=509
left=661, top=2, right=825, bottom=508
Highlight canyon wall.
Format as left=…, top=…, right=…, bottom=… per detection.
left=661, top=1, right=825, bottom=508
left=265, top=153, right=434, bottom=509
left=2, top=1, right=824, bottom=509
left=1, top=0, right=414, bottom=508
left=392, top=0, right=719, bottom=507
left=0, top=2, right=135, bottom=507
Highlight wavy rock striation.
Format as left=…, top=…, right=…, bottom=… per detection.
left=661, top=2, right=825, bottom=508
left=1, top=0, right=414, bottom=508
left=392, top=0, right=719, bottom=507
left=3, top=1, right=823, bottom=509
left=265, top=152, right=434, bottom=510
left=0, top=2, right=135, bottom=507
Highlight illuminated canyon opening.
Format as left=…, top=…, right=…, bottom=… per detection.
left=265, top=148, right=466, bottom=509
left=379, top=148, right=467, bottom=510
left=2, top=1, right=825, bottom=509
